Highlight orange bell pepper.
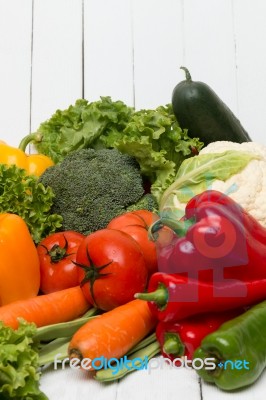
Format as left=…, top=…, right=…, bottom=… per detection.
left=0, top=213, right=40, bottom=306
left=0, top=141, right=54, bottom=176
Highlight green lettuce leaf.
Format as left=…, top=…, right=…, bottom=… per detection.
left=20, top=99, right=203, bottom=203
left=100, top=104, right=203, bottom=202
left=34, top=97, right=133, bottom=163
left=0, top=164, right=62, bottom=243
left=0, top=321, right=48, bottom=400
left=159, top=150, right=261, bottom=212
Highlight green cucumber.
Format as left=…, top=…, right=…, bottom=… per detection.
left=172, top=67, right=252, bottom=145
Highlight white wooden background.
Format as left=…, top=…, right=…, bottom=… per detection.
left=1, top=0, right=266, bottom=399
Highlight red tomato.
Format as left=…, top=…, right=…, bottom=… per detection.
left=37, top=231, right=85, bottom=294
left=107, top=210, right=159, bottom=276
left=76, top=229, right=148, bottom=311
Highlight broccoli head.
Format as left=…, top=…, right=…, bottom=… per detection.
left=126, top=193, right=158, bottom=213
left=39, top=148, right=156, bottom=234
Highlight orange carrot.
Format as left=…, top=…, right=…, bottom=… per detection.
left=68, top=299, right=156, bottom=368
left=0, top=286, right=90, bottom=329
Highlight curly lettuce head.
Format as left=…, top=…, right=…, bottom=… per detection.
left=0, top=164, right=62, bottom=243
left=0, top=320, right=48, bottom=400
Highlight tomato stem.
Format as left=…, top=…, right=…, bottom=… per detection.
left=41, top=235, right=75, bottom=263
left=73, top=246, right=113, bottom=307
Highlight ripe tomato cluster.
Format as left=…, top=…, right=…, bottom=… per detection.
left=37, top=210, right=159, bottom=311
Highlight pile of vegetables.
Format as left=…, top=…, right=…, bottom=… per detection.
left=18, top=97, right=203, bottom=203
left=3, top=67, right=266, bottom=399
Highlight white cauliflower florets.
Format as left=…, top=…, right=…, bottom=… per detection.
left=198, top=141, right=266, bottom=226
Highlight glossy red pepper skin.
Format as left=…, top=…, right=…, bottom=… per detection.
left=137, top=272, right=266, bottom=322
left=186, top=190, right=266, bottom=243
left=156, top=310, right=244, bottom=361
left=156, top=190, right=266, bottom=282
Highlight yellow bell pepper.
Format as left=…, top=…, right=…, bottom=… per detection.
left=0, top=141, right=54, bottom=176
left=0, top=213, right=40, bottom=306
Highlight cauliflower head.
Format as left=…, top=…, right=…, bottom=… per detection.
left=159, top=140, right=266, bottom=227
left=199, top=141, right=266, bottom=226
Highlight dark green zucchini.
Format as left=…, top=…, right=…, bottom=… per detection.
left=172, top=67, right=252, bottom=145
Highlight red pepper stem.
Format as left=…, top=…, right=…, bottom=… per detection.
left=135, top=283, right=168, bottom=308
left=163, top=333, right=185, bottom=357
left=149, top=217, right=194, bottom=241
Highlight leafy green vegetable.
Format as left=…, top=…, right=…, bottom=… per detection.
left=19, top=97, right=133, bottom=164
left=38, top=148, right=155, bottom=235
left=102, top=104, right=203, bottom=202
left=159, top=150, right=261, bottom=213
left=19, top=98, right=203, bottom=203
left=0, top=164, right=62, bottom=243
left=0, top=320, right=48, bottom=400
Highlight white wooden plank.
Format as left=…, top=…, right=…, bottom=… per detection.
left=40, top=352, right=201, bottom=400
left=0, top=0, right=32, bottom=146
left=132, top=0, right=184, bottom=110
left=202, top=368, right=266, bottom=400
left=31, top=0, right=83, bottom=132
left=40, top=365, right=118, bottom=400
left=84, top=0, right=134, bottom=106
left=116, top=357, right=201, bottom=400
left=183, top=0, right=238, bottom=114
left=233, top=0, right=266, bottom=144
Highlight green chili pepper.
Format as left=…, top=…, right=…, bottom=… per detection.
left=193, top=300, right=266, bottom=391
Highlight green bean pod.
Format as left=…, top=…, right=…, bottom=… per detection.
left=95, top=338, right=160, bottom=382
left=34, top=307, right=98, bottom=342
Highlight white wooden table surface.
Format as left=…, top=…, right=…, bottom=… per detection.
left=1, top=0, right=266, bottom=399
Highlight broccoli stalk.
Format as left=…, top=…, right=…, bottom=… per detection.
left=39, top=148, right=157, bottom=235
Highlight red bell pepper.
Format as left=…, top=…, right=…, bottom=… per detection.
left=186, top=190, right=266, bottom=243
left=135, top=272, right=266, bottom=322
left=152, top=190, right=266, bottom=282
left=156, top=309, right=244, bottom=361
